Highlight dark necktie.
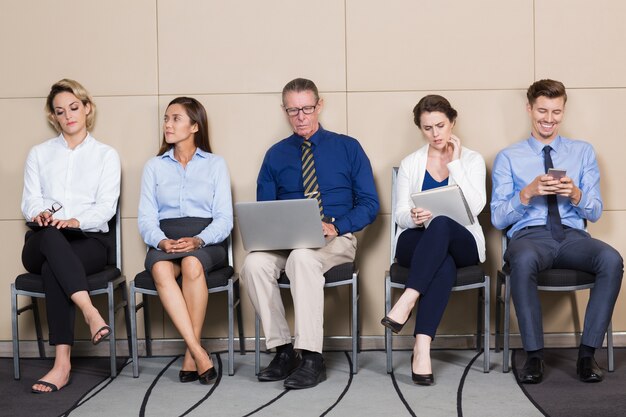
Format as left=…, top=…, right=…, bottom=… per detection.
left=301, top=141, right=324, bottom=218
left=543, top=146, right=565, bottom=242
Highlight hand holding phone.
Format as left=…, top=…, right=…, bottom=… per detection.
left=548, top=168, right=566, bottom=180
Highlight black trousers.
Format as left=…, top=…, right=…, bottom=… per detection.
left=395, top=216, right=479, bottom=338
left=22, top=228, right=107, bottom=345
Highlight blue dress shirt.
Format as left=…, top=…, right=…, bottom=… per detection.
left=491, top=135, right=602, bottom=237
left=257, top=126, right=379, bottom=234
left=138, top=148, right=233, bottom=248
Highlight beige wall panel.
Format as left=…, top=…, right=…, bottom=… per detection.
left=157, top=0, right=346, bottom=94
left=91, top=96, right=160, bottom=218
left=354, top=216, right=392, bottom=336
left=0, top=98, right=57, bottom=220
left=346, top=0, right=534, bottom=91
left=347, top=90, right=529, bottom=215
left=535, top=0, right=626, bottom=88
left=0, top=1, right=157, bottom=97
left=552, top=89, right=626, bottom=210
left=0, top=221, right=32, bottom=339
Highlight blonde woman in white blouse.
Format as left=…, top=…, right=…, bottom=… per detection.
left=381, top=95, right=486, bottom=386
left=21, top=79, right=120, bottom=393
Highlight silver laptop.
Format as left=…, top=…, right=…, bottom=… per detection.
left=235, top=199, right=326, bottom=251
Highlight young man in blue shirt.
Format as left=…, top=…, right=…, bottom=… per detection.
left=491, top=79, right=623, bottom=384
left=241, top=78, right=379, bottom=389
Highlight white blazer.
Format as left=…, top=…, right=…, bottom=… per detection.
left=394, top=144, right=487, bottom=263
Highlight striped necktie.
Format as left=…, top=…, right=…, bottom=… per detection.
left=543, top=146, right=565, bottom=242
left=301, top=140, right=323, bottom=218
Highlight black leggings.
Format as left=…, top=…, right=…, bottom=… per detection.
left=22, top=228, right=107, bottom=345
left=395, top=216, right=479, bottom=338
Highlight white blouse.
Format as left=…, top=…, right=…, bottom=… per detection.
left=394, top=144, right=487, bottom=263
left=21, top=133, right=121, bottom=232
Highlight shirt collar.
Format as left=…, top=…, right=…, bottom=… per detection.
left=56, top=132, right=94, bottom=149
left=160, top=146, right=209, bottom=161
left=295, top=124, right=325, bottom=147
left=527, top=134, right=563, bottom=155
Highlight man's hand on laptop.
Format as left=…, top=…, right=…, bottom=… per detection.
left=322, top=221, right=338, bottom=237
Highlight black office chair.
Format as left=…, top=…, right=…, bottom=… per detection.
left=384, top=167, right=490, bottom=373
left=494, top=228, right=614, bottom=372
left=253, top=262, right=360, bottom=375
left=11, top=208, right=131, bottom=379
left=129, top=236, right=244, bottom=377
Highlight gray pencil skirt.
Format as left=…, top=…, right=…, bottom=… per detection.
left=144, top=217, right=227, bottom=272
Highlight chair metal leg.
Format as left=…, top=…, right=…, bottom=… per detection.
left=494, top=271, right=503, bottom=353
left=255, top=314, right=261, bottom=375
left=476, top=288, right=482, bottom=353
left=483, top=275, right=491, bottom=373
left=107, top=283, right=117, bottom=378
left=607, top=321, right=614, bottom=372
left=234, top=280, right=245, bottom=355
left=227, top=280, right=235, bottom=376
left=130, top=282, right=140, bottom=378
left=503, top=274, right=511, bottom=373
left=11, top=284, right=20, bottom=380
left=351, top=273, right=358, bottom=374
left=384, top=274, right=393, bottom=374
left=120, top=281, right=133, bottom=360
left=144, top=295, right=153, bottom=357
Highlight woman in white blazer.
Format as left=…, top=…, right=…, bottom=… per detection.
left=381, top=95, right=486, bottom=386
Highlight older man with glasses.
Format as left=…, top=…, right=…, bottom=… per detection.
left=241, top=78, right=379, bottom=389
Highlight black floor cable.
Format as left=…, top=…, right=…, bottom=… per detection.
left=390, top=369, right=417, bottom=417
left=319, top=351, right=354, bottom=416
left=456, top=350, right=482, bottom=417
left=179, top=354, right=223, bottom=417
left=139, top=355, right=180, bottom=417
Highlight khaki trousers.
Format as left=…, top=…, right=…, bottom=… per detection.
left=241, top=233, right=357, bottom=353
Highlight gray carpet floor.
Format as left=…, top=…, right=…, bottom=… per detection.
left=3, top=350, right=547, bottom=417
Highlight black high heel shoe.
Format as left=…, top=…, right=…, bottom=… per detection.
left=179, top=370, right=199, bottom=383
left=410, top=354, right=434, bottom=386
left=197, top=350, right=217, bottom=385
left=380, top=312, right=412, bottom=334
left=198, top=366, right=217, bottom=385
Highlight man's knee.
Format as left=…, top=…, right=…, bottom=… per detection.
left=597, top=246, right=624, bottom=275
left=285, top=249, right=321, bottom=274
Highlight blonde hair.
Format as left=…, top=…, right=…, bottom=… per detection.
left=45, top=79, right=96, bottom=132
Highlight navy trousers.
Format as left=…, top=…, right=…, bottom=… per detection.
left=22, top=228, right=107, bottom=345
left=505, top=226, right=623, bottom=351
left=395, top=216, right=479, bottom=338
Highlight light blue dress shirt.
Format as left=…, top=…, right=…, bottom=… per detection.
left=491, top=135, right=602, bottom=238
left=138, top=148, right=233, bottom=248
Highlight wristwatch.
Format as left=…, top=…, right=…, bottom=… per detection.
left=333, top=224, right=340, bottom=235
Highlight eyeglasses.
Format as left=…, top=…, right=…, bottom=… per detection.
left=44, top=202, right=63, bottom=215
left=284, top=102, right=318, bottom=117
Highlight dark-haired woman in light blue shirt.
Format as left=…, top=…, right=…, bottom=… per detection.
left=138, top=97, right=233, bottom=385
